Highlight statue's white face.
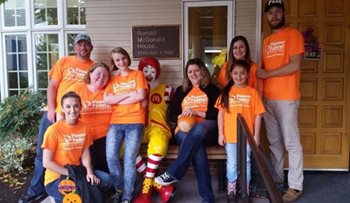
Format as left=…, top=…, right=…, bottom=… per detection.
left=142, top=65, right=157, bottom=82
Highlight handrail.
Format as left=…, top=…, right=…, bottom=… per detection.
left=237, top=113, right=283, bottom=203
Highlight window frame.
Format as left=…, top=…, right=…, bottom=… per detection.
left=0, top=0, right=86, bottom=100
left=1, top=0, right=30, bottom=31
left=182, top=0, right=234, bottom=71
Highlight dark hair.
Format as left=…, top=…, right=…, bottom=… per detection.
left=110, top=47, right=131, bottom=68
left=61, top=91, right=82, bottom=108
left=220, top=60, right=251, bottom=110
left=182, top=58, right=210, bottom=92
left=84, top=62, right=111, bottom=84
left=225, top=36, right=252, bottom=83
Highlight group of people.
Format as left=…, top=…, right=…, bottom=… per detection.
left=18, top=0, right=304, bottom=203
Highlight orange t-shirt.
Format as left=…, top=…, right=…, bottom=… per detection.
left=217, top=62, right=259, bottom=90
left=49, top=56, right=94, bottom=112
left=71, top=83, right=112, bottom=141
left=215, top=86, right=265, bottom=143
left=42, top=120, right=92, bottom=185
left=181, top=86, right=208, bottom=122
left=105, top=70, right=147, bottom=124
left=262, top=27, right=304, bottom=100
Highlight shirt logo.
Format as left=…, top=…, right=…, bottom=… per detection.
left=229, top=94, right=251, bottom=107
left=150, top=93, right=162, bottom=104
left=65, top=67, right=87, bottom=81
left=265, top=41, right=285, bottom=58
left=63, top=133, right=86, bottom=150
left=112, top=80, right=136, bottom=94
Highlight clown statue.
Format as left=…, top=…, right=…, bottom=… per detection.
left=134, top=57, right=175, bottom=203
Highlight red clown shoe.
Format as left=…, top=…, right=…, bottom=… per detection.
left=134, top=178, right=153, bottom=203
left=153, top=180, right=176, bottom=203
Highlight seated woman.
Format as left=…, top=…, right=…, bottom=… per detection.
left=155, top=58, right=220, bottom=203
left=42, top=91, right=111, bottom=202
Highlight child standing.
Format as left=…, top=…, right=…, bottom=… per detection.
left=215, top=60, right=265, bottom=202
left=104, top=47, right=147, bottom=203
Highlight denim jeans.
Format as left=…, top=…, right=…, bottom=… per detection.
left=45, top=169, right=112, bottom=202
left=167, top=120, right=217, bottom=203
left=225, top=143, right=252, bottom=184
left=106, top=124, right=144, bottom=201
left=27, top=112, right=52, bottom=197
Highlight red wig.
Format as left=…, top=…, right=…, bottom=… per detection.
left=138, top=57, right=161, bottom=80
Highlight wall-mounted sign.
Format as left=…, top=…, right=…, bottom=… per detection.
left=303, top=27, right=321, bottom=60
left=132, top=25, right=180, bottom=59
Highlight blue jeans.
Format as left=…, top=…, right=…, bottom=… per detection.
left=167, top=120, right=217, bottom=203
left=45, top=170, right=112, bottom=202
left=225, top=143, right=252, bottom=184
left=106, top=124, right=144, bottom=201
left=27, top=112, right=52, bottom=197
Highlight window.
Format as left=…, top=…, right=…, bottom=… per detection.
left=33, top=0, right=58, bottom=26
left=5, top=34, right=29, bottom=96
left=3, top=0, right=26, bottom=27
left=183, top=1, right=233, bottom=74
left=66, top=0, right=86, bottom=25
left=0, top=0, right=86, bottom=99
left=34, top=33, right=59, bottom=95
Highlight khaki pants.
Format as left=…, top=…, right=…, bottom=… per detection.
left=264, top=99, right=304, bottom=191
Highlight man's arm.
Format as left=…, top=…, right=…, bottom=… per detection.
left=257, top=53, right=303, bottom=79
left=47, top=79, right=59, bottom=123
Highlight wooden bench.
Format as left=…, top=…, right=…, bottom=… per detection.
left=140, top=144, right=227, bottom=160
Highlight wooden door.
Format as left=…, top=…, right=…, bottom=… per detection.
left=262, top=0, right=350, bottom=170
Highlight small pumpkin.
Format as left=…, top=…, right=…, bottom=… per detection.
left=63, top=193, right=82, bottom=203
left=58, top=178, right=77, bottom=195
left=177, top=116, right=197, bottom=133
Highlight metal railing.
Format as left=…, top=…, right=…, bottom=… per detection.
left=237, top=113, right=283, bottom=203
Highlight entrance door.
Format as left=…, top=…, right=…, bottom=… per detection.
left=263, top=0, right=350, bottom=170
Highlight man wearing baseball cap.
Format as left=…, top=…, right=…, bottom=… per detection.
left=257, top=0, right=304, bottom=202
left=19, top=33, right=94, bottom=203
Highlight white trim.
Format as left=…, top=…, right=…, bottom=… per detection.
left=0, top=31, right=4, bottom=100
left=255, top=0, right=262, bottom=65
left=27, top=30, right=34, bottom=90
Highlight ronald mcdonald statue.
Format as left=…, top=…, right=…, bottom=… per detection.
left=134, top=57, right=175, bottom=203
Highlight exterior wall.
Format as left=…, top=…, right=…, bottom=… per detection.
left=85, top=0, right=258, bottom=87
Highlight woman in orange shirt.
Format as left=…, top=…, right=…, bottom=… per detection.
left=104, top=47, right=147, bottom=203
left=155, top=58, right=220, bottom=203
left=42, top=91, right=109, bottom=202
left=70, top=62, right=112, bottom=173
left=216, top=35, right=259, bottom=90
left=215, top=60, right=265, bottom=202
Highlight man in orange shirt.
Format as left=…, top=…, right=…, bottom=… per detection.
left=257, top=0, right=304, bottom=202
left=19, top=34, right=94, bottom=203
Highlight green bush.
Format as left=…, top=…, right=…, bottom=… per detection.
left=0, top=137, right=34, bottom=172
left=0, top=89, right=45, bottom=139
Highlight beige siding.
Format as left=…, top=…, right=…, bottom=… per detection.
left=235, top=0, right=258, bottom=62
left=85, top=0, right=258, bottom=87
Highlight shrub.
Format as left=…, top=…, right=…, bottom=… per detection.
left=0, top=137, right=34, bottom=173
left=0, top=89, right=45, bottom=139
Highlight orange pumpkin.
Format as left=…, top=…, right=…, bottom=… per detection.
left=63, top=193, right=82, bottom=203
left=58, top=178, right=77, bottom=195
left=177, top=116, right=197, bottom=133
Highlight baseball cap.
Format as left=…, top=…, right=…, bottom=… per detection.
left=264, top=0, right=285, bottom=12
left=74, top=33, right=91, bottom=44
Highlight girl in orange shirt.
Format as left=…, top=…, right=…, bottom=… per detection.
left=104, top=47, right=147, bottom=203
left=216, top=35, right=259, bottom=90
left=215, top=60, right=265, bottom=202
